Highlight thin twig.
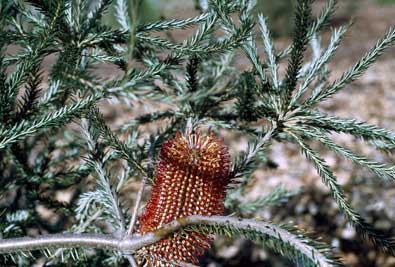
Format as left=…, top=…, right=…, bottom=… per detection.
left=127, top=0, right=143, bottom=69
left=127, top=175, right=147, bottom=235
left=126, top=254, right=138, bottom=267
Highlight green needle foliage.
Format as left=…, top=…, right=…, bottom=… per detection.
left=1, top=0, right=395, bottom=266
left=186, top=217, right=343, bottom=267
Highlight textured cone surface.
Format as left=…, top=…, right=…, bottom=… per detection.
left=137, top=132, right=230, bottom=266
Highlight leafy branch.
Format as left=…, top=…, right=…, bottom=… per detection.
left=0, top=215, right=341, bottom=267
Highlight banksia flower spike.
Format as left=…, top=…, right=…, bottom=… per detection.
left=137, top=131, right=231, bottom=266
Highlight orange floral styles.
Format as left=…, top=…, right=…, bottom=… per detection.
left=137, top=131, right=230, bottom=266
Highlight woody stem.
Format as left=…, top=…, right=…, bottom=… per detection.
left=127, top=175, right=148, bottom=235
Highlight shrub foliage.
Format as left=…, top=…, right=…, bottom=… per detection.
left=0, top=0, right=395, bottom=266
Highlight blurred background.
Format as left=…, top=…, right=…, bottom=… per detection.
left=6, top=0, right=395, bottom=266
left=102, top=0, right=395, bottom=266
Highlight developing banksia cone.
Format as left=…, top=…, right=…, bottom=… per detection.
left=137, top=131, right=230, bottom=266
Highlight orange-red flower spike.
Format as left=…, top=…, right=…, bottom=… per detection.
left=137, top=131, right=230, bottom=267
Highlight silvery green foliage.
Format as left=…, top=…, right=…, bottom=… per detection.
left=1, top=0, right=395, bottom=266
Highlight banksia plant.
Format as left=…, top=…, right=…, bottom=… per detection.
left=1, top=0, right=395, bottom=266
left=137, top=131, right=230, bottom=266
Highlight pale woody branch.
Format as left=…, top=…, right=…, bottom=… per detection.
left=0, top=215, right=336, bottom=267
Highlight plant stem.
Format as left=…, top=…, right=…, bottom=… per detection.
left=127, top=0, right=142, bottom=69
left=0, top=216, right=336, bottom=267
left=127, top=175, right=147, bottom=235
left=126, top=254, right=138, bottom=267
